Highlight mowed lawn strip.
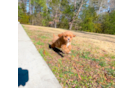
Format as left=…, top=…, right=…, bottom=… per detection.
left=22, top=24, right=115, bottom=88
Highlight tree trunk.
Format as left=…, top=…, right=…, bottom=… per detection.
left=29, top=0, right=31, bottom=15
left=54, top=21, right=57, bottom=28
left=74, top=0, right=76, bottom=10
left=54, top=10, right=58, bottom=28
left=69, top=22, right=73, bottom=30
left=69, top=0, right=84, bottom=30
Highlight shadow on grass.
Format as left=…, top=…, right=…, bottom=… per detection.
left=18, top=68, right=29, bottom=87
left=48, top=44, right=64, bottom=57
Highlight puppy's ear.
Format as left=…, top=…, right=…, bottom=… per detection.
left=58, top=33, right=63, bottom=37
left=73, top=34, right=76, bottom=37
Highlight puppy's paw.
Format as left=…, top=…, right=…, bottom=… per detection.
left=68, top=51, right=71, bottom=54
left=63, top=51, right=69, bottom=54
left=65, top=51, right=71, bottom=54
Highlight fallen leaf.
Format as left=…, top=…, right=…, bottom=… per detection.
left=96, top=64, right=99, bottom=68
left=58, top=64, right=60, bottom=67
left=112, top=67, right=115, bottom=70
left=107, top=79, right=111, bottom=83
left=66, top=80, right=68, bottom=84
left=43, top=50, right=45, bottom=55
left=69, top=79, right=73, bottom=81
left=49, top=61, right=52, bottom=64
left=105, top=58, right=110, bottom=61
left=102, top=50, right=106, bottom=52
left=104, top=77, right=107, bottom=80
left=100, top=53, right=104, bottom=57
left=73, top=62, right=82, bottom=80
left=72, top=84, right=76, bottom=88
left=66, top=58, right=70, bottom=61
left=78, top=74, right=82, bottom=80
left=97, top=84, right=102, bottom=88
left=64, top=74, right=66, bottom=77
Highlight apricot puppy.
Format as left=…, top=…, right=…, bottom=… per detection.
left=51, top=31, right=76, bottom=54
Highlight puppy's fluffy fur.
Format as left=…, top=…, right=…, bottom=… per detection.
left=50, top=31, right=76, bottom=54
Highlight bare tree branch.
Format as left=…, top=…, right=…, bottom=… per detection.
left=69, top=0, right=84, bottom=30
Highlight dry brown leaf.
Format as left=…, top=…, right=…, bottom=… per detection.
left=49, top=61, right=52, bottom=64
left=64, top=74, right=66, bottom=77
left=104, top=77, right=107, bottom=80
left=96, top=64, right=99, bottom=68
left=107, top=79, right=111, bottom=83
left=112, top=67, right=115, bottom=70
left=78, top=74, right=82, bottom=80
left=69, top=79, right=73, bottom=81
left=72, top=84, right=76, bottom=88
left=58, top=64, right=60, bottom=67
left=43, top=50, right=45, bottom=55
left=102, top=49, right=106, bottom=52
left=100, top=53, right=104, bottom=56
left=97, top=84, right=102, bottom=88
left=66, top=58, right=70, bottom=61
left=93, top=75, right=96, bottom=78
left=66, top=80, right=68, bottom=84
left=73, top=62, right=82, bottom=80
left=105, top=58, right=110, bottom=61
left=98, top=73, right=101, bottom=77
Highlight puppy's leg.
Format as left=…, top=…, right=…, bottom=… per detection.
left=68, top=45, right=72, bottom=53
left=61, top=45, right=70, bottom=54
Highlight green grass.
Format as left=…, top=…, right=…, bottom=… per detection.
left=70, top=50, right=78, bottom=57
left=71, top=50, right=91, bottom=59
left=41, top=36, right=48, bottom=39
left=91, top=58, right=100, bottom=62
left=32, top=40, right=36, bottom=43
left=58, top=59, right=62, bottom=64
left=111, top=56, right=115, bottom=59
left=80, top=51, right=90, bottom=59
left=99, top=61, right=107, bottom=67
left=105, top=68, right=115, bottom=77
left=37, top=35, right=49, bottom=39
left=39, top=48, right=44, bottom=57
left=22, top=25, right=25, bottom=30
left=22, top=24, right=115, bottom=88
left=36, top=41, right=44, bottom=45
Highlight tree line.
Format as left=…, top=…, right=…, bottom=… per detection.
left=18, top=0, right=115, bottom=34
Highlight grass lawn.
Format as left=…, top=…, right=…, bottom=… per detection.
left=22, top=24, right=115, bottom=88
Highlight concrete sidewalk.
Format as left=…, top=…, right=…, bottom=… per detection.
left=18, top=22, right=62, bottom=88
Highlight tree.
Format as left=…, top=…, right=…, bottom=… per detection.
left=49, top=0, right=61, bottom=28
left=101, top=10, right=115, bottom=34
left=69, top=0, right=84, bottom=30
left=18, top=0, right=115, bottom=34
left=79, top=6, right=97, bottom=32
left=30, top=0, right=47, bottom=25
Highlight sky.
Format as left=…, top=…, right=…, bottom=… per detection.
left=26, top=1, right=29, bottom=12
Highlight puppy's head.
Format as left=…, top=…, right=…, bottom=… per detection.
left=58, top=31, right=76, bottom=42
